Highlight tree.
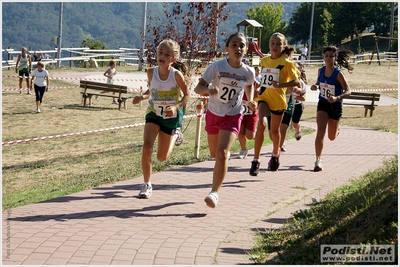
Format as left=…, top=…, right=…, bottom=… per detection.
left=82, top=37, right=108, bottom=50
left=286, top=3, right=313, bottom=46
left=365, top=2, right=396, bottom=36
left=245, top=3, right=287, bottom=53
left=320, top=8, right=333, bottom=47
left=142, top=2, right=231, bottom=77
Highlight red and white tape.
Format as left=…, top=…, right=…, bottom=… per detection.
left=3, top=75, right=148, bottom=83
left=2, top=113, right=204, bottom=147
left=3, top=86, right=144, bottom=93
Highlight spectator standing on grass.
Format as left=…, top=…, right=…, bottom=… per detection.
left=30, top=61, right=49, bottom=113
left=97, top=60, right=118, bottom=104
left=132, top=39, right=190, bottom=199
left=250, top=32, right=300, bottom=175
left=299, top=44, right=308, bottom=64
left=310, top=46, right=353, bottom=171
left=194, top=32, right=255, bottom=208
left=15, top=47, right=32, bottom=95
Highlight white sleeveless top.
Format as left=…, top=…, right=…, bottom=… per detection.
left=107, top=67, right=116, bottom=84
left=18, top=55, right=29, bottom=71
left=146, top=67, right=181, bottom=118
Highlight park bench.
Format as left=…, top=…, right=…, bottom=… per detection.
left=343, top=91, right=380, bottom=117
left=80, top=80, right=132, bottom=110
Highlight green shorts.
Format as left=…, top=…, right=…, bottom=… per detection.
left=145, top=110, right=183, bottom=135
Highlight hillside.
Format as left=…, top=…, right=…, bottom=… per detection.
left=1, top=2, right=301, bottom=52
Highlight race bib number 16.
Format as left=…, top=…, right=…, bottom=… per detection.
left=319, top=82, right=336, bottom=100
left=260, top=68, right=280, bottom=88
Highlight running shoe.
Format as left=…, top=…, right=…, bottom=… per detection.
left=280, top=142, right=286, bottom=152
left=19, top=89, right=22, bottom=94
left=36, top=109, right=40, bottom=113
left=138, top=183, right=152, bottom=199
left=27, top=90, right=31, bottom=95
left=174, top=128, right=183, bottom=146
left=236, top=149, right=248, bottom=159
left=314, top=159, right=323, bottom=172
left=249, top=160, right=260, bottom=176
left=204, top=190, right=219, bottom=208
left=269, top=155, right=280, bottom=171
left=295, top=131, right=302, bottom=140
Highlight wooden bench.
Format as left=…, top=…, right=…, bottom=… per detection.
left=343, top=92, right=380, bottom=117
left=80, top=80, right=133, bottom=110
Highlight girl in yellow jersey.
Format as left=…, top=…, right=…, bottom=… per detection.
left=250, top=32, right=300, bottom=174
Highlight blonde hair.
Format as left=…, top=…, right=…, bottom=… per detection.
left=157, top=39, right=180, bottom=59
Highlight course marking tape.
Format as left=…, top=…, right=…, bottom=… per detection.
left=2, top=113, right=204, bottom=147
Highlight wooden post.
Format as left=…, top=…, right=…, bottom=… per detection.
left=69, top=46, right=72, bottom=68
left=194, top=102, right=204, bottom=158
left=139, top=86, right=143, bottom=109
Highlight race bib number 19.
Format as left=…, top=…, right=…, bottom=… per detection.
left=153, top=100, right=177, bottom=119
left=260, top=68, right=280, bottom=88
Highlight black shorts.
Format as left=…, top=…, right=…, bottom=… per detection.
left=292, top=103, right=304, bottom=124
left=317, top=100, right=342, bottom=120
left=267, top=112, right=289, bottom=130
left=145, top=116, right=175, bottom=135
left=281, top=112, right=292, bottom=126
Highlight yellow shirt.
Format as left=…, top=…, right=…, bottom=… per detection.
left=255, top=55, right=299, bottom=110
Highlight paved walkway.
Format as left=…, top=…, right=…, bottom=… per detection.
left=2, top=119, right=398, bottom=265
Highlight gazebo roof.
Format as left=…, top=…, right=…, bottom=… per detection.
left=236, top=19, right=263, bottom=28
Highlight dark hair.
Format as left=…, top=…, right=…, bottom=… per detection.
left=109, top=60, right=116, bottom=66
left=323, top=46, right=354, bottom=73
left=225, top=32, right=247, bottom=47
left=283, top=45, right=296, bottom=58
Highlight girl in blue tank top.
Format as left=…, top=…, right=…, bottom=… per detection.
left=310, top=46, right=353, bottom=172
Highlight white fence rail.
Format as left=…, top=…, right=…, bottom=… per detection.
left=3, top=48, right=397, bottom=69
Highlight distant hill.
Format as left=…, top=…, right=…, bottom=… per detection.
left=2, top=2, right=301, bottom=52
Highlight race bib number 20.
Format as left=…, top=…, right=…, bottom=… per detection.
left=217, top=77, right=244, bottom=104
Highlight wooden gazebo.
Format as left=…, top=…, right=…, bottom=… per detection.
left=236, top=19, right=263, bottom=47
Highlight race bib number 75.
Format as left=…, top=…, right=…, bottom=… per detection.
left=153, top=100, right=177, bottom=119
